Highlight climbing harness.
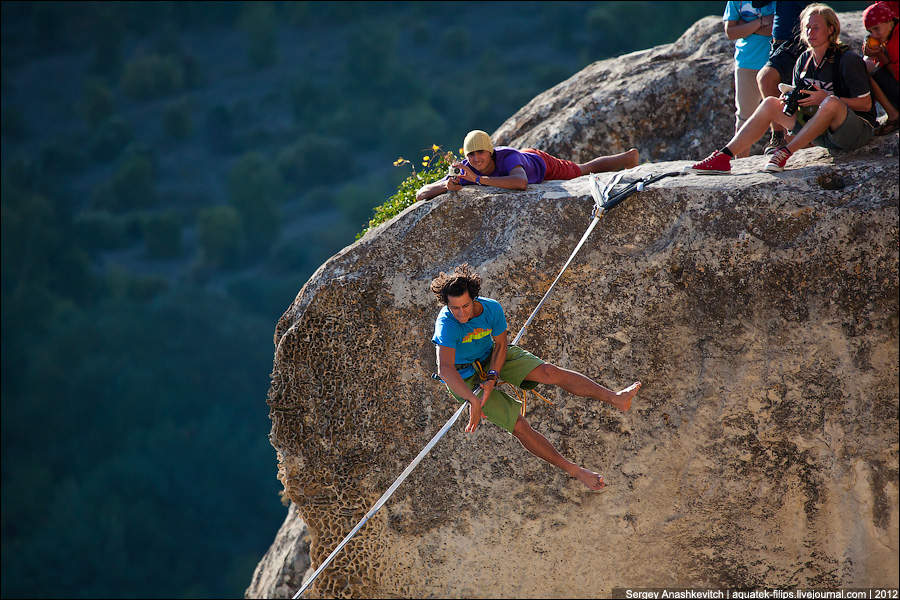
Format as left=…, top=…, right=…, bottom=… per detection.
left=471, top=359, right=553, bottom=417
left=292, top=168, right=681, bottom=598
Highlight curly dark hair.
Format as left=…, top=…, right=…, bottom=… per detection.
left=430, top=263, right=482, bottom=305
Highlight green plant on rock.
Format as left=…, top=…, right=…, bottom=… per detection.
left=357, top=144, right=459, bottom=239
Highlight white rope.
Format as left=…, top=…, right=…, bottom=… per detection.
left=513, top=171, right=623, bottom=345
left=292, top=172, right=622, bottom=597
left=293, top=400, right=468, bottom=598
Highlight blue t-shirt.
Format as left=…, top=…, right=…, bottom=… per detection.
left=458, top=147, right=547, bottom=186
left=432, top=296, right=508, bottom=378
left=723, top=1, right=776, bottom=70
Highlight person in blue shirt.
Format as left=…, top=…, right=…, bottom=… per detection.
left=724, top=1, right=776, bottom=155
left=430, top=263, right=642, bottom=491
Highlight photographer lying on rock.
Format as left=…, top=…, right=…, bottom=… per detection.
left=415, top=129, right=639, bottom=201
left=431, top=263, right=641, bottom=491
left=687, top=3, right=875, bottom=175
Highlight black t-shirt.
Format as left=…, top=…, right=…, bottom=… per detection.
left=792, top=45, right=877, bottom=126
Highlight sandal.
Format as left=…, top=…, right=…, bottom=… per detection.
left=875, top=118, right=899, bottom=136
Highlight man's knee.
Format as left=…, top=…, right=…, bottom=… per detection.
left=749, top=96, right=782, bottom=123
left=512, top=415, right=530, bottom=437
left=815, top=96, right=848, bottom=127
left=818, top=95, right=846, bottom=114
left=760, top=96, right=782, bottom=111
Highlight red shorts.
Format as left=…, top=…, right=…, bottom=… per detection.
left=522, top=148, right=582, bottom=181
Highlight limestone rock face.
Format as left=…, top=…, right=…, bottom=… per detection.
left=258, top=137, right=899, bottom=598
left=250, top=11, right=899, bottom=600
left=493, top=12, right=871, bottom=162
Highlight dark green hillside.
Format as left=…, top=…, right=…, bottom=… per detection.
left=0, top=1, right=867, bottom=597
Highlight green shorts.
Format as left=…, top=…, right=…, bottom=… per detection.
left=446, top=345, right=544, bottom=433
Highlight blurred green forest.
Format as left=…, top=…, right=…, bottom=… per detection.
left=0, top=1, right=866, bottom=597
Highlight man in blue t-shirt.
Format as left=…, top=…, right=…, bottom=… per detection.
left=430, top=263, right=642, bottom=492
left=415, top=130, right=640, bottom=201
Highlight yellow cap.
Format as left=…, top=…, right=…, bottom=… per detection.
left=463, top=130, right=493, bottom=155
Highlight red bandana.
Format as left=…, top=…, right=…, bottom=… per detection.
left=864, top=1, right=899, bottom=30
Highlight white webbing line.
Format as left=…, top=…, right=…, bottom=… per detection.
left=512, top=171, right=623, bottom=345
left=293, top=172, right=622, bottom=598
left=293, top=400, right=468, bottom=598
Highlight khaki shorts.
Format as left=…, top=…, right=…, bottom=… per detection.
left=446, top=345, right=544, bottom=433
left=810, top=108, right=875, bottom=151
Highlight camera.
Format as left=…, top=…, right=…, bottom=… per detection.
left=448, top=166, right=462, bottom=177
left=782, top=80, right=814, bottom=116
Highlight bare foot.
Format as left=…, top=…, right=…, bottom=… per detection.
left=613, top=381, right=641, bottom=411
left=622, top=148, right=639, bottom=169
left=574, top=467, right=606, bottom=491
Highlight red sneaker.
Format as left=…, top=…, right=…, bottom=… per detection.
left=684, top=151, right=731, bottom=175
left=764, top=146, right=792, bottom=172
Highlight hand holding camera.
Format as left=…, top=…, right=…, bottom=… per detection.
left=449, top=162, right=480, bottom=184
left=446, top=164, right=466, bottom=191
left=779, top=80, right=817, bottom=116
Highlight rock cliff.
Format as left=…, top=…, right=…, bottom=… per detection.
left=247, top=12, right=899, bottom=600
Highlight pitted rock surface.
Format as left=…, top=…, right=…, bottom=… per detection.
left=249, top=11, right=899, bottom=599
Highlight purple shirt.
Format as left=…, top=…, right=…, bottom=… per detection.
left=458, top=147, right=547, bottom=185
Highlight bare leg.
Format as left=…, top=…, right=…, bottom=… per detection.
left=578, top=148, right=639, bottom=174
left=512, top=416, right=605, bottom=490
left=724, top=96, right=796, bottom=157
left=783, top=96, right=848, bottom=152
left=524, top=363, right=641, bottom=411
left=757, top=65, right=787, bottom=136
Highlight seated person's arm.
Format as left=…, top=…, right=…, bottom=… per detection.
left=488, top=330, right=508, bottom=375
left=841, top=93, right=873, bottom=113
left=458, top=164, right=528, bottom=191
left=837, top=53, right=875, bottom=113
left=799, top=85, right=873, bottom=113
